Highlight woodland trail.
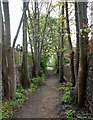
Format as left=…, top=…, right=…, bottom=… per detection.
left=13, top=71, right=61, bottom=118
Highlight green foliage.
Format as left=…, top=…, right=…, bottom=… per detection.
left=14, top=51, right=22, bottom=64
left=80, top=28, right=91, bottom=35
left=48, top=56, right=56, bottom=68
left=65, top=109, right=73, bottom=120
left=53, top=58, right=58, bottom=70
left=28, top=53, right=32, bottom=64
left=59, top=83, right=92, bottom=119
left=2, top=84, right=27, bottom=119
left=59, top=82, right=71, bottom=104
left=77, top=115, right=93, bottom=120
left=2, top=74, right=46, bottom=119
left=40, top=53, right=49, bottom=73
left=60, top=92, right=71, bottom=104
left=59, top=82, right=71, bottom=92
left=31, top=74, right=46, bottom=87
left=63, top=57, right=69, bottom=65
left=77, top=115, right=88, bottom=119
left=13, top=92, right=26, bottom=100
left=14, top=51, right=32, bottom=65
left=28, top=83, right=38, bottom=93
left=0, top=101, right=2, bottom=119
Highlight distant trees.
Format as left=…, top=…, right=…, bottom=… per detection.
left=28, top=0, right=52, bottom=76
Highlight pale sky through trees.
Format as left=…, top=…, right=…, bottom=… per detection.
left=1, top=0, right=92, bottom=47
left=9, top=0, right=23, bottom=46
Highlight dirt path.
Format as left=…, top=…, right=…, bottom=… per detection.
left=13, top=71, right=61, bottom=118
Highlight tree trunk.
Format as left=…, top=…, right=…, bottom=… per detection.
left=75, top=2, right=79, bottom=79
left=57, top=52, right=59, bottom=73
left=78, top=2, right=88, bottom=107
left=65, top=1, right=75, bottom=87
left=59, top=3, right=65, bottom=83
left=2, top=3, right=10, bottom=98
left=34, top=0, right=39, bottom=77
left=3, top=1, right=16, bottom=98
left=21, top=2, right=30, bottom=89
left=0, top=1, right=2, bottom=99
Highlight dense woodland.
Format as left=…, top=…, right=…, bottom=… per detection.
left=0, top=0, right=93, bottom=119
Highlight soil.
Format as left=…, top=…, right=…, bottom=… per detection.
left=13, top=71, right=62, bottom=119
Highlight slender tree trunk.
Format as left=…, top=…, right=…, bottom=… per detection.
left=28, top=9, right=35, bottom=77
left=59, top=3, right=65, bottom=83
left=57, top=52, right=59, bottom=73
left=65, top=1, right=75, bottom=87
left=39, top=1, right=52, bottom=60
left=75, top=2, right=79, bottom=79
left=70, top=1, right=80, bottom=105
left=0, top=1, right=2, bottom=99
left=37, top=4, right=41, bottom=75
left=21, top=2, right=30, bottom=89
left=34, top=0, right=39, bottom=76
left=78, top=2, right=88, bottom=107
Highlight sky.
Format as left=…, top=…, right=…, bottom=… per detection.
left=1, top=0, right=92, bottom=47
left=9, top=0, right=59, bottom=47
left=9, top=0, right=23, bottom=46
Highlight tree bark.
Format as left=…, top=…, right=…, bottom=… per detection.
left=57, top=52, right=59, bottom=73
left=0, top=1, right=2, bottom=99
left=3, top=1, right=16, bottom=98
left=59, top=3, right=65, bottom=83
left=75, top=2, right=79, bottom=79
left=21, top=2, right=30, bottom=89
left=65, top=1, right=75, bottom=87
left=78, top=2, right=88, bottom=107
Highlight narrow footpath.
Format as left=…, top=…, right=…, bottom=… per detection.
left=13, top=71, right=61, bottom=118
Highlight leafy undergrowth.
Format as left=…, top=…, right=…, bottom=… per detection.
left=59, top=82, right=93, bottom=120
left=2, top=74, right=46, bottom=119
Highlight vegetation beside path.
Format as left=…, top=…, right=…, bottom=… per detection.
left=2, top=74, right=46, bottom=119
left=59, top=82, right=93, bottom=119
